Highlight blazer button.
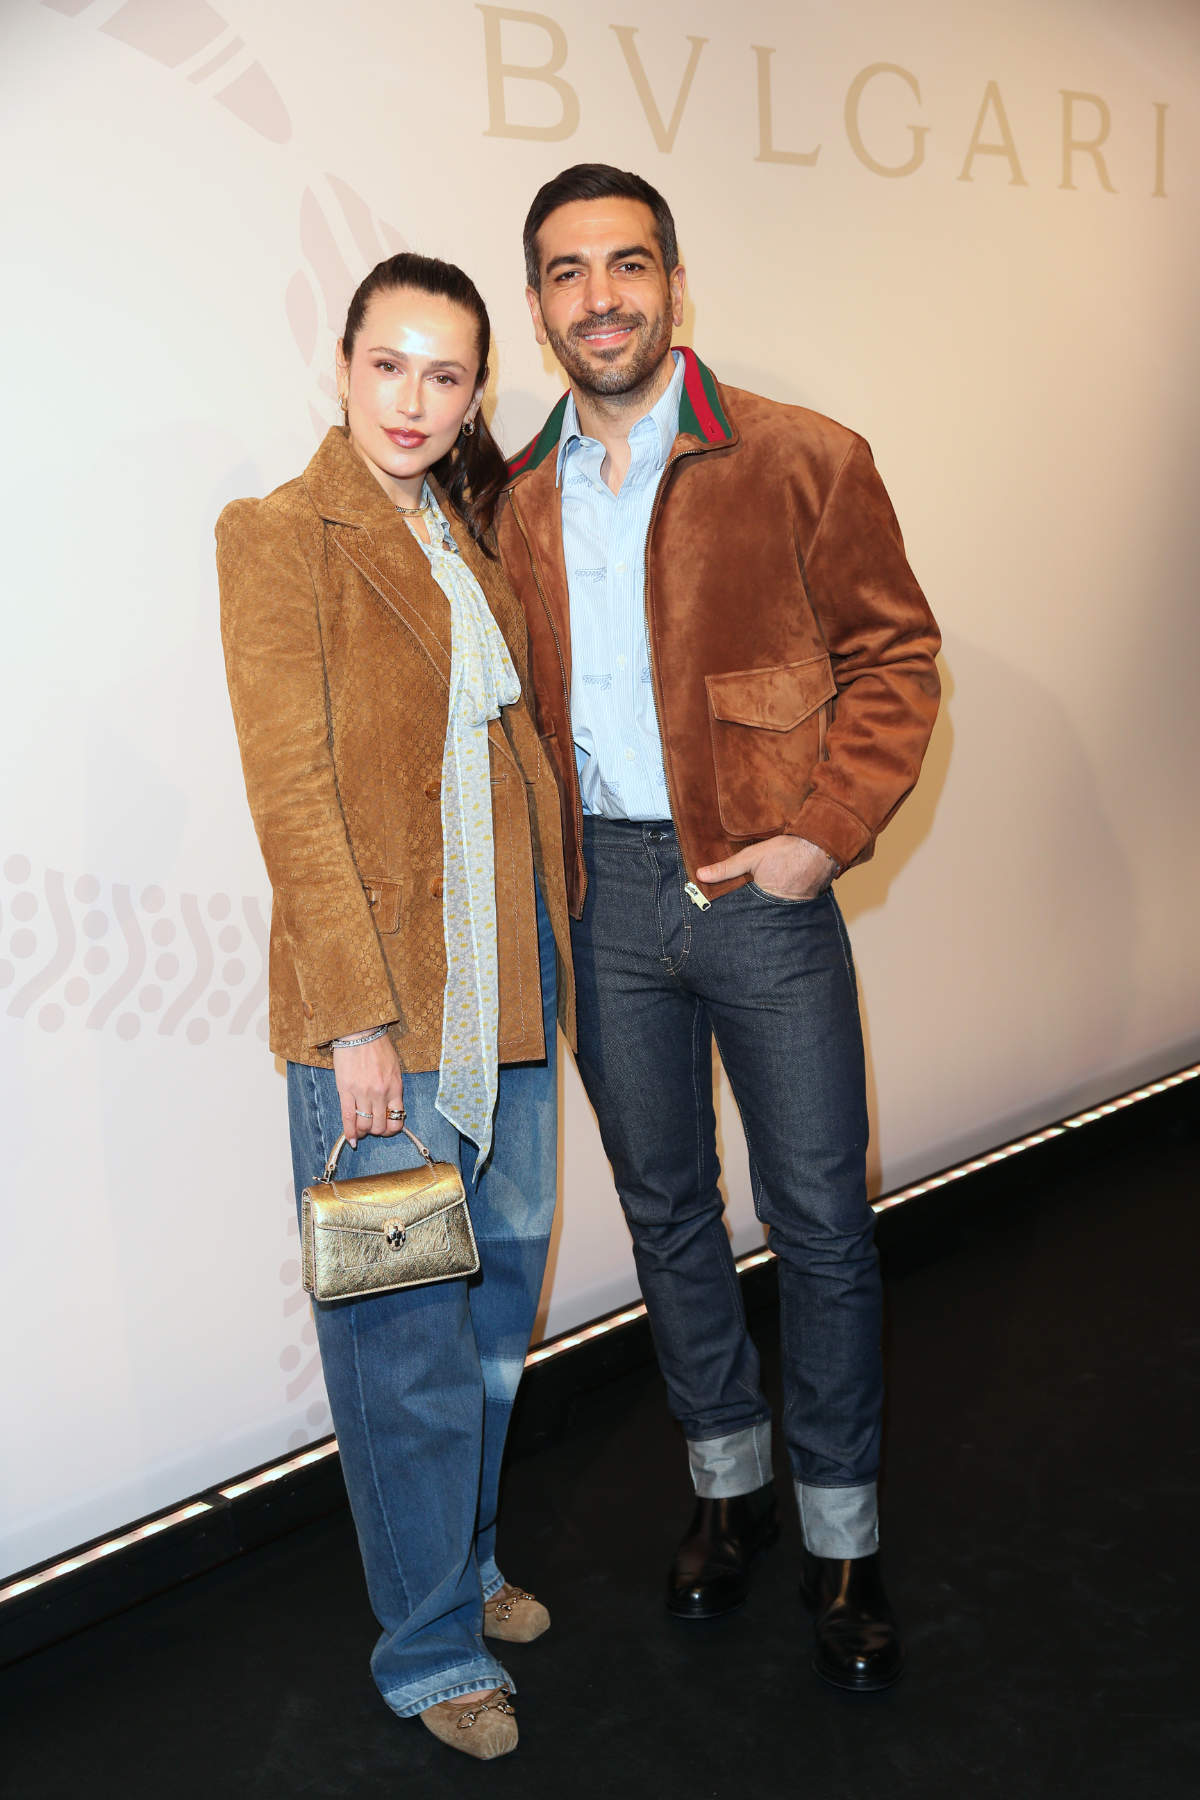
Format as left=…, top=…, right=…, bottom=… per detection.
left=424, top=778, right=439, bottom=800
left=302, top=1000, right=315, bottom=1020
left=429, top=877, right=444, bottom=899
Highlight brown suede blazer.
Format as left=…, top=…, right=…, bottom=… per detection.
left=216, top=426, right=575, bottom=1071
left=498, top=349, right=941, bottom=916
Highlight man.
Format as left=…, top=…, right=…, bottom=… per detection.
left=498, top=164, right=940, bottom=1692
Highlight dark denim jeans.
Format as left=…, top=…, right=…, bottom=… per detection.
left=572, top=818, right=882, bottom=1557
left=286, top=886, right=557, bottom=1716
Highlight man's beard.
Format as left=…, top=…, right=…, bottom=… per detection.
left=545, top=307, right=673, bottom=401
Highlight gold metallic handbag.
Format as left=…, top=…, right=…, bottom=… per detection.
left=300, top=1126, right=479, bottom=1302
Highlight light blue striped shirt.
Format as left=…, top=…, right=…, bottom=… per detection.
left=556, top=349, right=685, bottom=820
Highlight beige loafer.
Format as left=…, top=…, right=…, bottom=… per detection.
left=483, top=1583, right=551, bottom=1643
left=420, top=1687, right=517, bottom=1760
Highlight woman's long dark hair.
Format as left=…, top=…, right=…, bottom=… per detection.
left=341, top=252, right=506, bottom=553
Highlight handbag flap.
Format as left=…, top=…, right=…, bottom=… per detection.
left=304, top=1161, right=465, bottom=1235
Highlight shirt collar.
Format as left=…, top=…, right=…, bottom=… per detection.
left=555, top=348, right=685, bottom=487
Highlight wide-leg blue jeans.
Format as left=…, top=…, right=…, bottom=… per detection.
left=286, top=887, right=557, bottom=1717
left=571, top=818, right=882, bottom=1558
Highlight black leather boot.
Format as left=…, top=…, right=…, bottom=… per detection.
left=799, top=1549, right=903, bottom=1691
left=666, top=1482, right=780, bottom=1618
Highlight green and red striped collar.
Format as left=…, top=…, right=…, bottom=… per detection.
left=504, top=347, right=733, bottom=484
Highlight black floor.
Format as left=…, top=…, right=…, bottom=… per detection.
left=4, top=1123, right=1198, bottom=1799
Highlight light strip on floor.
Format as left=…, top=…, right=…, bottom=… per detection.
left=870, top=1127, right=1069, bottom=1213
left=0, top=1503, right=213, bottom=1605
left=734, top=1249, right=775, bottom=1272
left=524, top=1304, right=649, bottom=1366
left=1060, top=1065, right=1198, bottom=1128
left=219, top=1439, right=340, bottom=1500
left=3, top=1061, right=1194, bottom=1611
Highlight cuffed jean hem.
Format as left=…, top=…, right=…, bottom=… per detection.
left=688, top=1419, right=775, bottom=1498
left=795, top=1480, right=879, bottom=1558
left=382, top=1655, right=515, bottom=1720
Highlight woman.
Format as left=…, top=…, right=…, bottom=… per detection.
left=216, top=253, right=575, bottom=1762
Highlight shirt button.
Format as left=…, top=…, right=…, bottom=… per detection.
left=615, top=561, right=626, bottom=573
left=625, top=748, right=636, bottom=762
left=617, top=654, right=627, bottom=669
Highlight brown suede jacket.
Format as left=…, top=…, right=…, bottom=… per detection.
left=216, top=426, right=575, bottom=1071
left=497, top=349, right=941, bottom=916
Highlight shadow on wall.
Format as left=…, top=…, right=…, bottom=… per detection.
left=838, top=652, right=953, bottom=1195
left=530, top=1035, right=570, bottom=1344
left=838, top=654, right=954, bottom=930
left=843, top=629, right=1141, bottom=1192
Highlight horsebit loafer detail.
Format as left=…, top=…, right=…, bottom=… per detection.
left=482, top=1583, right=551, bottom=1643
left=666, top=1481, right=781, bottom=1619
left=799, top=1550, right=903, bottom=1691
left=420, top=1688, right=517, bottom=1759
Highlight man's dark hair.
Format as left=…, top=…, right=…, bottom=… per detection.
left=522, top=163, right=679, bottom=288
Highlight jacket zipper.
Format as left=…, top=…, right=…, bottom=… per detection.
left=643, top=445, right=711, bottom=904
left=508, top=492, right=587, bottom=900
left=512, top=434, right=721, bottom=911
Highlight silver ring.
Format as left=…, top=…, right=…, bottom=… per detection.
left=354, top=1109, right=371, bottom=1119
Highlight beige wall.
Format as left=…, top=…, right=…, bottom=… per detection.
left=2, top=0, right=1197, bottom=1573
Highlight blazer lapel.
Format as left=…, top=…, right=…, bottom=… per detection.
left=331, top=528, right=452, bottom=685
left=307, top=428, right=520, bottom=769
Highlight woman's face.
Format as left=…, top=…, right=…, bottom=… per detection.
left=337, top=287, right=484, bottom=505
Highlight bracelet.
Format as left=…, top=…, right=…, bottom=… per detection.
left=332, top=1025, right=389, bottom=1049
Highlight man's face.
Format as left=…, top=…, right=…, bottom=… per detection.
left=526, top=197, right=686, bottom=400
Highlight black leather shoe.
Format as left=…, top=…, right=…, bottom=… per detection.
left=799, top=1550, right=903, bottom=1691
left=666, top=1482, right=780, bottom=1619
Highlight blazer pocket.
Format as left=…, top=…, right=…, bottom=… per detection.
left=705, top=654, right=836, bottom=839
left=361, top=878, right=402, bottom=935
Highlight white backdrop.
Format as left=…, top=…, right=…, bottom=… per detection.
left=2, top=0, right=1198, bottom=1577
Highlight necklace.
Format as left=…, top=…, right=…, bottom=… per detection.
left=395, top=497, right=429, bottom=516
left=404, top=484, right=458, bottom=558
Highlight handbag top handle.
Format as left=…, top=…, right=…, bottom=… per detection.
left=318, top=1124, right=437, bottom=1185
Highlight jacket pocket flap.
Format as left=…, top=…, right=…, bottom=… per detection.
left=705, top=655, right=836, bottom=731
left=362, top=877, right=401, bottom=934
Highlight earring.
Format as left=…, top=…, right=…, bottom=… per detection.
left=461, top=418, right=476, bottom=437
left=338, top=393, right=348, bottom=411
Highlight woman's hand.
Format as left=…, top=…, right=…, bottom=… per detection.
left=332, top=1034, right=406, bottom=1147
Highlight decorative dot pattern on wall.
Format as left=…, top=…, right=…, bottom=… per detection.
left=1, top=855, right=268, bottom=1044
